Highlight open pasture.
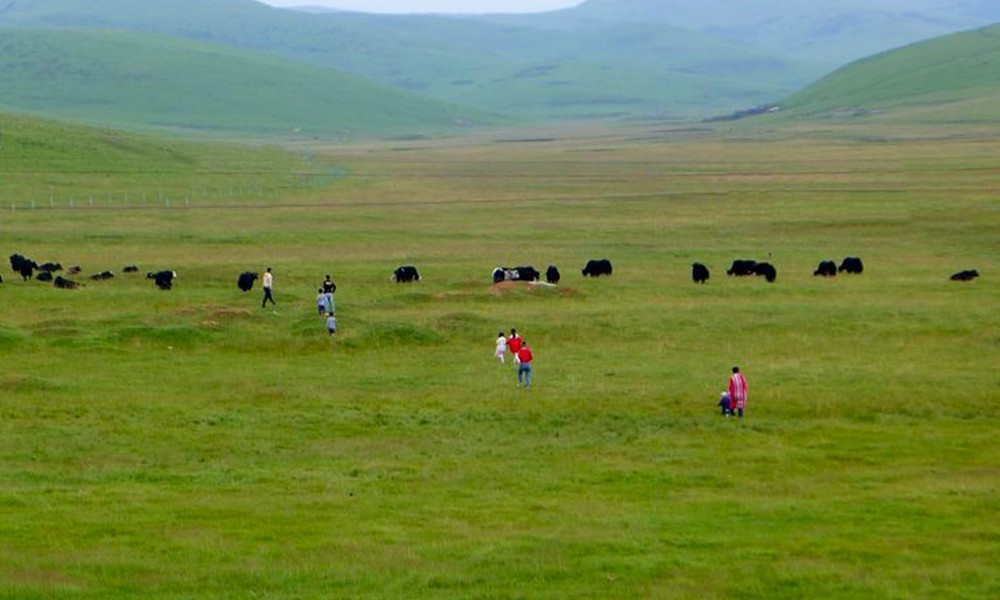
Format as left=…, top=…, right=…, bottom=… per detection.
left=0, top=124, right=997, bottom=599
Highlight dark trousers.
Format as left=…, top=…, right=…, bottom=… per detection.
left=262, top=287, right=274, bottom=307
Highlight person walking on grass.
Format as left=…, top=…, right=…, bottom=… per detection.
left=316, top=288, right=330, bottom=316
left=508, top=328, right=523, bottom=364
left=516, top=341, right=534, bottom=389
left=495, top=331, right=508, bottom=364
left=729, top=366, right=748, bottom=418
left=261, top=267, right=275, bottom=308
left=326, top=313, right=337, bottom=336
left=322, top=274, right=337, bottom=315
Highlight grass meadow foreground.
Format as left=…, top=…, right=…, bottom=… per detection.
left=0, top=122, right=997, bottom=599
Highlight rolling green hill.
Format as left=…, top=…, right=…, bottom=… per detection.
left=0, top=29, right=497, bottom=138
left=0, top=0, right=818, bottom=121
left=1, top=0, right=996, bottom=127
left=777, top=24, right=1000, bottom=122
left=0, top=111, right=337, bottom=205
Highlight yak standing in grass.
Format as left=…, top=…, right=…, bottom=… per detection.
left=514, top=266, right=540, bottom=281
left=839, top=256, right=864, bottom=274
left=493, top=266, right=540, bottom=283
left=753, top=262, right=777, bottom=283
left=237, top=271, right=258, bottom=292
left=546, top=265, right=561, bottom=284
left=392, top=265, right=421, bottom=283
left=10, top=254, right=37, bottom=281
left=692, top=262, right=710, bottom=284
left=148, top=270, right=177, bottom=290
left=814, top=260, right=837, bottom=277
left=726, top=259, right=757, bottom=277
left=582, top=258, right=613, bottom=277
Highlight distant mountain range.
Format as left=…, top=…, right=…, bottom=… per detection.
left=0, top=0, right=995, bottom=136
left=537, top=0, right=1000, bottom=66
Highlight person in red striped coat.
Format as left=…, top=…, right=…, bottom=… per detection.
left=729, top=366, right=748, bottom=418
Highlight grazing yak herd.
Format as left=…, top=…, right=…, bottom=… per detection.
left=698, top=255, right=864, bottom=284
left=5, top=253, right=177, bottom=290
left=490, top=259, right=613, bottom=285
left=2, top=253, right=981, bottom=295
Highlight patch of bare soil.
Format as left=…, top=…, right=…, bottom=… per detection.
left=489, top=281, right=577, bottom=297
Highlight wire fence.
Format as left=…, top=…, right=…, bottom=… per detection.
left=0, top=167, right=350, bottom=212
left=4, top=185, right=275, bottom=212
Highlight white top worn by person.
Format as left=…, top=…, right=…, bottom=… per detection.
left=495, top=331, right=507, bottom=363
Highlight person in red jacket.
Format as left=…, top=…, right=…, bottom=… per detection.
left=729, top=366, right=748, bottom=418
left=516, top=341, right=534, bottom=388
left=507, top=328, right=523, bottom=364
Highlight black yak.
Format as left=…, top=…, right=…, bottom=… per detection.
left=545, top=265, right=561, bottom=284
left=753, top=262, right=777, bottom=283
left=814, top=260, right=837, bottom=277
left=692, top=262, right=710, bottom=284
left=237, top=271, right=258, bottom=292
left=726, top=259, right=757, bottom=277
left=53, top=276, right=79, bottom=290
left=582, top=258, right=613, bottom=277
left=514, top=266, right=540, bottom=281
left=147, top=270, right=177, bottom=290
left=950, top=269, right=979, bottom=281
left=839, top=257, right=864, bottom=274
left=10, top=254, right=37, bottom=281
left=392, top=265, right=421, bottom=283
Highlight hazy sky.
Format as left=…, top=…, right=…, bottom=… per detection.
left=258, top=1, right=585, bottom=14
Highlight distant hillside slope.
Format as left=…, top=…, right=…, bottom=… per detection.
left=0, top=111, right=327, bottom=205
left=778, top=25, right=1000, bottom=122
left=0, top=0, right=819, bottom=120
left=0, top=29, right=496, bottom=137
left=545, top=0, right=1000, bottom=67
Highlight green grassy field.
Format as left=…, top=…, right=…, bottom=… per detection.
left=0, top=119, right=997, bottom=598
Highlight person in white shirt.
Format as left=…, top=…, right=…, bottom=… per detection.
left=495, top=331, right=507, bottom=363
left=261, top=267, right=275, bottom=308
